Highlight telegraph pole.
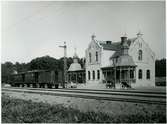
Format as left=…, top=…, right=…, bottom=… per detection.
left=59, top=41, right=67, bottom=88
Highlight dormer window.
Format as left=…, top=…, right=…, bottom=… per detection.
left=96, top=51, right=98, bottom=62
left=138, top=50, right=142, bottom=60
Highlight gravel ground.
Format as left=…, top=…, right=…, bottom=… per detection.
left=75, top=83, right=166, bottom=92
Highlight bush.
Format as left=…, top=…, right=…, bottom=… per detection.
left=2, top=95, right=166, bottom=123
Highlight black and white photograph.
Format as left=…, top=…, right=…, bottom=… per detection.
left=1, top=0, right=166, bottom=123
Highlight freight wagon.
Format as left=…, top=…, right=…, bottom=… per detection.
left=10, top=70, right=64, bottom=88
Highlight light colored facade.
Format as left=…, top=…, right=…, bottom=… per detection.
left=129, top=33, right=155, bottom=87
left=85, top=35, right=103, bottom=83
left=85, top=33, right=155, bottom=88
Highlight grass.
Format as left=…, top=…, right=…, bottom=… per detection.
left=2, top=94, right=166, bottom=123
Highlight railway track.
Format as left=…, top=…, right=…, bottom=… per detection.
left=3, top=87, right=166, bottom=98
left=3, top=86, right=166, bottom=94
left=2, top=87, right=166, bottom=105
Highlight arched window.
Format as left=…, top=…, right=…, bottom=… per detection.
left=146, top=70, right=150, bottom=79
left=97, top=70, right=100, bottom=79
left=88, top=71, right=90, bottom=80
left=138, top=69, right=142, bottom=79
left=96, top=51, right=98, bottom=62
left=93, top=70, right=95, bottom=80
left=89, top=53, right=91, bottom=63
left=138, top=50, right=142, bottom=60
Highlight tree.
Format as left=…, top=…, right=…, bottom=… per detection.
left=67, top=57, right=73, bottom=69
left=1, top=55, right=86, bottom=84
left=1, top=62, right=14, bottom=83
left=155, top=58, right=166, bottom=77
left=59, top=57, right=74, bottom=71
left=15, top=62, right=30, bottom=73
left=78, top=57, right=86, bottom=69
left=1, top=62, right=14, bottom=75
left=29, top=55, right=59, bottom=70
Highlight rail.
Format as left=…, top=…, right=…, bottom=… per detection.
left=2, top=87, right=166, bottom=105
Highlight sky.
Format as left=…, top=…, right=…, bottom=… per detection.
left=1, top=1, right=166, bottom=63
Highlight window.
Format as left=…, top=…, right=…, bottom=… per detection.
left=116, top=57, right=118, bottom=63
left=138, top=69, right=142, bottom=79
left=93, top=71, right=95, bottom=80
left=89, top=53, right=91, bottom=63
left=96, top=51, right=98, bottom=62
left=138, top=50, right=142, bottom=60
left=88, top=71, right=91, bottom=80
left=130, top=70, right=134, bottom=79
left=146, top=70, right=150, bottom=79
left=97, top=70, right=100, bottom=79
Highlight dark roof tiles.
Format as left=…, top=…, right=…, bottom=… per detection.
left=115, top=55, right=136, bottom=66
left=98, top=37, right=137, bottom=51
left=99, top=43, right=121, bottom=51
left=111, top=50, right=121, bottom=59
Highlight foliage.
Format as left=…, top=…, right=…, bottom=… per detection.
left=1, top=62, right=14, bottom=75
left=155, top=58, right=166, bottom=77
left=2, top=95, right=166, bottom=123
left=1, top=62, right=14, bottom=83
left=67, top=57, right=73, bottom=70
left=78, top=57, right=86, bottom=69
left=1, top=55, right=85, bottom=83
left=29, top=56, right=84, bottom=71
left=29, top=55, right=59, bottom=70
left=15, top=62, right=30, bottom=72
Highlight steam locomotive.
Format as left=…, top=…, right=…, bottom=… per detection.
left=8, top=70, right=64, bottom=88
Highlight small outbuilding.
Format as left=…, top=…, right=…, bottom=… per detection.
left=67, top=50, right=85, bottom=84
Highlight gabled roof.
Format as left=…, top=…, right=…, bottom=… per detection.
left=98, top=37, right=137, bottom=51
left=99, top=42, right=121, bottom=51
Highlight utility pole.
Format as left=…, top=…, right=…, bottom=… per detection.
left=59, top=41, right=67, bottom=88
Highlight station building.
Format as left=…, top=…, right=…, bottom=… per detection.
left=85, top=32, right=155, bottom=88
left=68, top=32, right=155, bottom=88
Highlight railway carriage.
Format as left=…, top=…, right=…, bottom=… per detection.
left=10, top=73, right=23, bottom=87
left=10, top=70, right=63, bottom=89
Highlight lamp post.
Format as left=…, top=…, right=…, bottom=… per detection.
left=59, top=41, right=67, bottom=88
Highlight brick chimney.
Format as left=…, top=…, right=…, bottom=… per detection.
left=120, top=35, right=129, bottom=55
left=121, top=36, right=128, bottom=46
left=106, top=41, right=112, bottom=44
